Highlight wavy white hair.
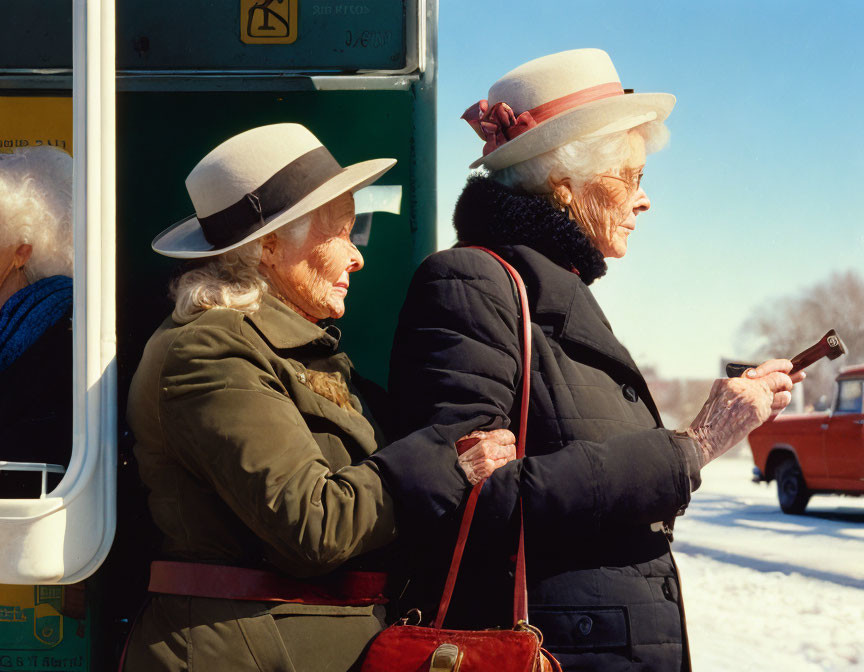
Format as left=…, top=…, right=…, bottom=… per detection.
left=170, top=215, right=311, bottom=323
left=0, top=146, right=73, bottom=280
left=490, top=120, right=670, bottom=193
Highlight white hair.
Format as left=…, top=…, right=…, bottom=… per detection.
left=0, top=146, right=73, bottom=280
left=490, top=120, right=670, bottom=193
left=170, top=215, right=311, bottom=323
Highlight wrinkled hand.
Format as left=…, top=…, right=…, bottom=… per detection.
left=456, top=429, right=517, bottom=485
left=686, top=359, right=805, bottom=465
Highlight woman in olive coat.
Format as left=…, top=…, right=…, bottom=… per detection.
left=375, top=50, right=803, bottom=671
left=124, top=124, right=515, bottom=671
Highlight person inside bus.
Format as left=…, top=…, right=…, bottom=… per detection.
left=124, top=123, right=516, bottom=672
left=0, top=146, right=74, bottom=498
left=378, top=49, right=804, bottom=671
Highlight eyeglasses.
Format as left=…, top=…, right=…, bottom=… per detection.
left=599, top=170, right=644, bottom=191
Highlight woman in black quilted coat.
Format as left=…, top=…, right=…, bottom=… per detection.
left=373, top=49, right=802, bottom=671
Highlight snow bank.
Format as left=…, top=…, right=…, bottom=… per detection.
left=677, top=551, right=864, bottom=671
left=674, top=455, right=864, bottom=671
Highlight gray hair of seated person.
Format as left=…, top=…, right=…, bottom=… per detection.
left=0, top=146, right=74, bottom=280
left=488, top=120, right=670, bottom=194
left=170, top=215, right=312, bottom=324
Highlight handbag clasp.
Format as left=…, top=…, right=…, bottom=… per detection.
left=514, top=619, right=544, bottom=645
left=429, top=643, right=463, bottom=672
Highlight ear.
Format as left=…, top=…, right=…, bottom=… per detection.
left=257, top=234, right=279, bottom=270
left=259, top=233, right=278, bottom=255
left=548, top=178, right=574, bottom=210
left=14, top=244, right=33, bottom=267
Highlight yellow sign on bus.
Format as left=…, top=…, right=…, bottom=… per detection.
left=0, top=96, right=73, bottom=155
left=241, top=0, right=299, bottom=44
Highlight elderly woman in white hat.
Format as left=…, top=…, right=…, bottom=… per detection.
left=0, top=146, right=74, bottom=497
left=123, top=124, right=516, bottom=672
left=380, top=50, right=802, bottom=671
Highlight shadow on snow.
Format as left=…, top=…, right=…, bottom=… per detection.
left=673, top=541, right=864, bottom=590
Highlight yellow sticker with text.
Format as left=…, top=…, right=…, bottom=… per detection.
left=0, top=96, right=73, bottom=155
left=241, top=0, right=298, bottom=44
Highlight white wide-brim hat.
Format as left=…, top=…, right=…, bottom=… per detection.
left=464, top=48, right=675, bottom=171
left=152, top=123, right=396, bottom=259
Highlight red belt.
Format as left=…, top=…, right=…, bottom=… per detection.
left=148, top=561, right=389, bottom=606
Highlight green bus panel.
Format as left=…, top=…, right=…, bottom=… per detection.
left=116, top=89, right=427, bottom=396
left=0, top=1, right=407, bottom=72
left=117, top=0, right=408, bottom=71
left=0, top=1, right=71, bottom=69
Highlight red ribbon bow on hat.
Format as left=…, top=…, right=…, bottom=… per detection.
left=461, top=100, right=538, bottom=156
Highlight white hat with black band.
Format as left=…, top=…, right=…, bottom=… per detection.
left=152, top=123, right=396, bottom=259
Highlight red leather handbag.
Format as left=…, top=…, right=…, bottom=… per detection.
left=361, top=248, right=561, bottom=672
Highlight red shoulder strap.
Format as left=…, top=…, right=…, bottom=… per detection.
left=432, top=246, right=532, bottom=629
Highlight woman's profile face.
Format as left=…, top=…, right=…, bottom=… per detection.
left=593, top=131, right=650, bottom=259
left=261, top=192, right=364, bottom=321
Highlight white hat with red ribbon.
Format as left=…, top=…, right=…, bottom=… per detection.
left=463, top=48, right=675, bottom=170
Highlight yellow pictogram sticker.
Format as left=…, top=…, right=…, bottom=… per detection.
left=241, top=0, right=298, bottom=44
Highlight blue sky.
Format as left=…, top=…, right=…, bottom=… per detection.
left=435, top=1, right=864, bottom=379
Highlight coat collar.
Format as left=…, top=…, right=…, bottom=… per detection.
left=245, top=293, right=341, bottom=352
left=452, top=175, right=607, bottom=285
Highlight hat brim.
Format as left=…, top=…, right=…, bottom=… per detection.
left=469, top=92, right=675, bottom=171
left=152, top=157, right=397, bottom=259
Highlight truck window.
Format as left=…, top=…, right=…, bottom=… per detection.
left=835, top=379, right=863, bottom=414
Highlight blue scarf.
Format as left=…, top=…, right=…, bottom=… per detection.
left=0, top=275, right=73, bottom=373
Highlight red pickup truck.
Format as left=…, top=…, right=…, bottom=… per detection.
left=748, top=364, right=864, bottom=514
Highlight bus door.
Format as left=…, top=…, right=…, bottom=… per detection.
left=0, top=0, right=115, bottom=669
left=1, top=1, right=436, bottom=668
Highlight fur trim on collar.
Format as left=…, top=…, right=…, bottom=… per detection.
left=452, top=176, right=607, bottom=285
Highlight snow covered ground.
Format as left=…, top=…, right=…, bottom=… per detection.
left=674, top=452, right=864, bottom=671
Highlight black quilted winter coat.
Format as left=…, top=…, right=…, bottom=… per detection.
left=373, top=177, right=702, bottom=672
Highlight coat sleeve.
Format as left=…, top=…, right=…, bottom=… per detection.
left=376, top=248, right=696, bottom=532
left=158, top=322, right=469, bottom=577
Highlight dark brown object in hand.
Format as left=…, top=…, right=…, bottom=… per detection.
left=788, top=329, right=847, bottom=374
left=725, top=329, right=847, bottom=378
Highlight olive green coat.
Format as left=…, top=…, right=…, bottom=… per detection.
left=124, top=294, right=462, bottom=671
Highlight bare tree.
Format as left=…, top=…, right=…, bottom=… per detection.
left=736, top=270, right=864, bottom=407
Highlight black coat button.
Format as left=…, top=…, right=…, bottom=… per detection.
left=621, top=384, right=638, bottom=403
left=577, top=616, right=593, bottom=636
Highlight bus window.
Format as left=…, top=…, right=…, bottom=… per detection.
left=0, top=137, right=73, bottom=499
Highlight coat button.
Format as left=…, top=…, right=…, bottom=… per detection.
left=297, top=372, right=307, bottom=384
left=577, top=616, right=593, bottom=636
left=621, top=384, right=638, bottom=403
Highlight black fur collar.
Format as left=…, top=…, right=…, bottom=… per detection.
left=452, top=176, right=607, bottom=285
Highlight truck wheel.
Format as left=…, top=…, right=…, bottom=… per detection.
left=776, top=457, right=811, bottom=514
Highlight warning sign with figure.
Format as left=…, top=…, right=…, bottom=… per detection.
left=241, top=0, right=298, bottom=44
left=0, top=585, right=88, bottom=671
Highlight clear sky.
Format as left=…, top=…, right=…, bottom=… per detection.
left=435, top=0, right=864, bottom=380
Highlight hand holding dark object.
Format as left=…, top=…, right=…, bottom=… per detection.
left=725, top=329, right=847, bottom=378
left=686, top=359, right=802, bottom=465
left=455, top=429, right=517, bottom=485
